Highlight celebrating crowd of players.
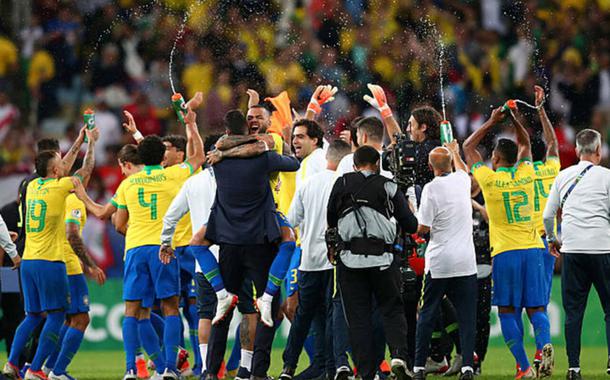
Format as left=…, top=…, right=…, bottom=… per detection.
left=0, top=80, right=601, bottom=380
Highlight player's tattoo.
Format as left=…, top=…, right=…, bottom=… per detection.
left=221, top=141, right=267, bottom=159
left=75, top=139, right=95, bottom=182
left=67, top=227, right=96, bottom=269
left=215, top=135, right=258, bottom=151
left=62, top=135, right=84, bottom=173
left=240, top=316, right=252, bottom=348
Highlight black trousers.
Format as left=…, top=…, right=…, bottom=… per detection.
left=475, top=276, right=491, bottom=363
left=337, top=260, right=408, bottom=380
left=403, top=275, right=423, bottom=365
left=562, top=253, right=610, bottom=368
left=283, top=269, right=334, bottom=373
left=414, top=273, right=477, bottom=369
left=207, top=243, right=279, bottom=377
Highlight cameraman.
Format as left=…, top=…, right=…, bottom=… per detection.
left=327, top=146, right=418, bottom=380
left=412, top=141, right=477, bottom=380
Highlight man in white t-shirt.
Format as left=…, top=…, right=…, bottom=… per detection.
left=412, top=141, right=477, bottom=380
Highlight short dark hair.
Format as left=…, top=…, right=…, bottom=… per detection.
left=37, top=138, right=60, bottom=153
left=531, top=136, right=546, bottom=162
left=118, top=144, right=142, bottom=165
left=293, top=119, right=324, bottom=148
left=494, top=138, right=518, bottom=165
left=137, top=135, right=166, bottom=166
left=353, top=145, right=380, bottom=168
left=327, top=140, right=351, bottom=164
left=411, top=106, right=442, bottom=140
left=162, top=135, right=187, bottom=154
left=35, top=150, right=59, bottom=177
left=224, top=109, right=248, bottom=135
left=204, top=134, right=223, bottom=154
left=249, top=104, right=272, bottom=116
left=356, top=117, right=384, bottom=143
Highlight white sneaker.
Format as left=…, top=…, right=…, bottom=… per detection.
left=256, top=297, right=274, bottom=327
left=48, top=371, right=77, bottom=380
left=212, top=293, right=238, bottom=325
left=390, top=358, right=413, bottom=380
left=425, top=357, right=449, bottom=374
left=443, top=354, right=463, bottom=376
left=148, top=372, right=164, bottom=380
left=162, top=368, right=181, bottom=380
left=539, top=343, right=554, bottom=378
left=122, top=370, right=137, bottom=380
left=2, top=362, right=21, bottom=379
left=25, top=370, right=48, bottom=380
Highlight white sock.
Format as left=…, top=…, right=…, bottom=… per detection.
left=241, top=349, right=253, bottom=371
left=261, top=293, right=273, bottom=302
left=217, top=289, right=228, bottom=300
left=413, top=366, right=425, bottom=373
left=461, top=366, right=473, bottom=373
left=569, top=368, right=581, bottom=373
left=199, top=344, right=208, bottom=372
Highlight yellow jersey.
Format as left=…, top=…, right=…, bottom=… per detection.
left=112, top=163, right=193, bottom=252
left=533, top=157, right=561, bottom=235
left=64, top=194, right=87, bottom=275
left=173, top=166, right=202, bottom=248
left=472, top=159, right=544, bottom=256
left=23, top=177, right=74, bottom=262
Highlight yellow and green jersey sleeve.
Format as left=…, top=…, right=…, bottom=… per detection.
left=64, top=194, right=87, bottom=275
left=472, top=160, right=544, bottom=256
left=23, top=177, right=74, bottom=262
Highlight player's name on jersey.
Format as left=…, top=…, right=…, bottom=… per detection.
left=535, top=167, right=557, bottom=177
left=493, top=176, right=533, bottom=189
left=128, top=173, right=167, bottom=184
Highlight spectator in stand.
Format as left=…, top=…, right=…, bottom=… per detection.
left=123, top=91, right=162, bottom=137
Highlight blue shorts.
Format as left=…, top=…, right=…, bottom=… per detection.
left=492, top=248, right=546, bottom=308
left=542, top=239, right=556, bottom=305
left=276, top=211, right=292, bottom=229
left=21, top=260, right=69, bottom=313
left=123, top=245, right=181, bottom=308
left=178, top=246, right=197, bottom=299
left=67, top=274, right=90, bottom=315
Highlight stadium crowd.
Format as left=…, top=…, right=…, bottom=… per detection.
left=0, top=1, right=610, bottom=380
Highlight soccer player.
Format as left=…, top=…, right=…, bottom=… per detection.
left=47, top=164, right=107, bottom=380
left=2, top=128, right=97, bottom=380
left=161, top=135, right=220, bottom=379
left=161, top=134, right=203, bottom=375
left=514, top=85, right=559, bottom=376
left=463, top=106, right=553, bottom=379
left=74, top=99, right=205, bottom=380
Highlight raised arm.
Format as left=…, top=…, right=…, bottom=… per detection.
left=73, top=128, right=98, bottom=185
left=463, top=107, right=505, bottom=167
left=183, top=106, right=205, bottom=171
left=62, top=126, right=86, bottom=173
left=445, top=140, right=468, bottom=172
left=509, top=107, right=532, bottom=162
left=65, top=221, right=105, bottom=284
left=122, top=110, right=144, bottom=144
left=534, top=85, right=559, bottom=159
left=71, top=178, right=117, bottom=220
left=363, top=84, right=401, bottom=144
left=306, top=85, right=337, bottom=120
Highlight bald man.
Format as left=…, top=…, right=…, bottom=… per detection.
left=412, top=141, right=478, bottom=380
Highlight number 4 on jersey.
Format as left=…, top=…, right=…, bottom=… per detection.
left=138, top=188, right=158, bottom=220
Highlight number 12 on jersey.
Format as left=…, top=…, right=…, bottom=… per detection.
left=502, top=190, right=531, bottom=224
left=138, top=187, right=158, bottom=220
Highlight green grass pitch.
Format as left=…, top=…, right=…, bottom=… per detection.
left=1, top=346, right=609, bottom=379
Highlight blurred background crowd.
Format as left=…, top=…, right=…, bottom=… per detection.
left=0, top=0, right=609, bottom=273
